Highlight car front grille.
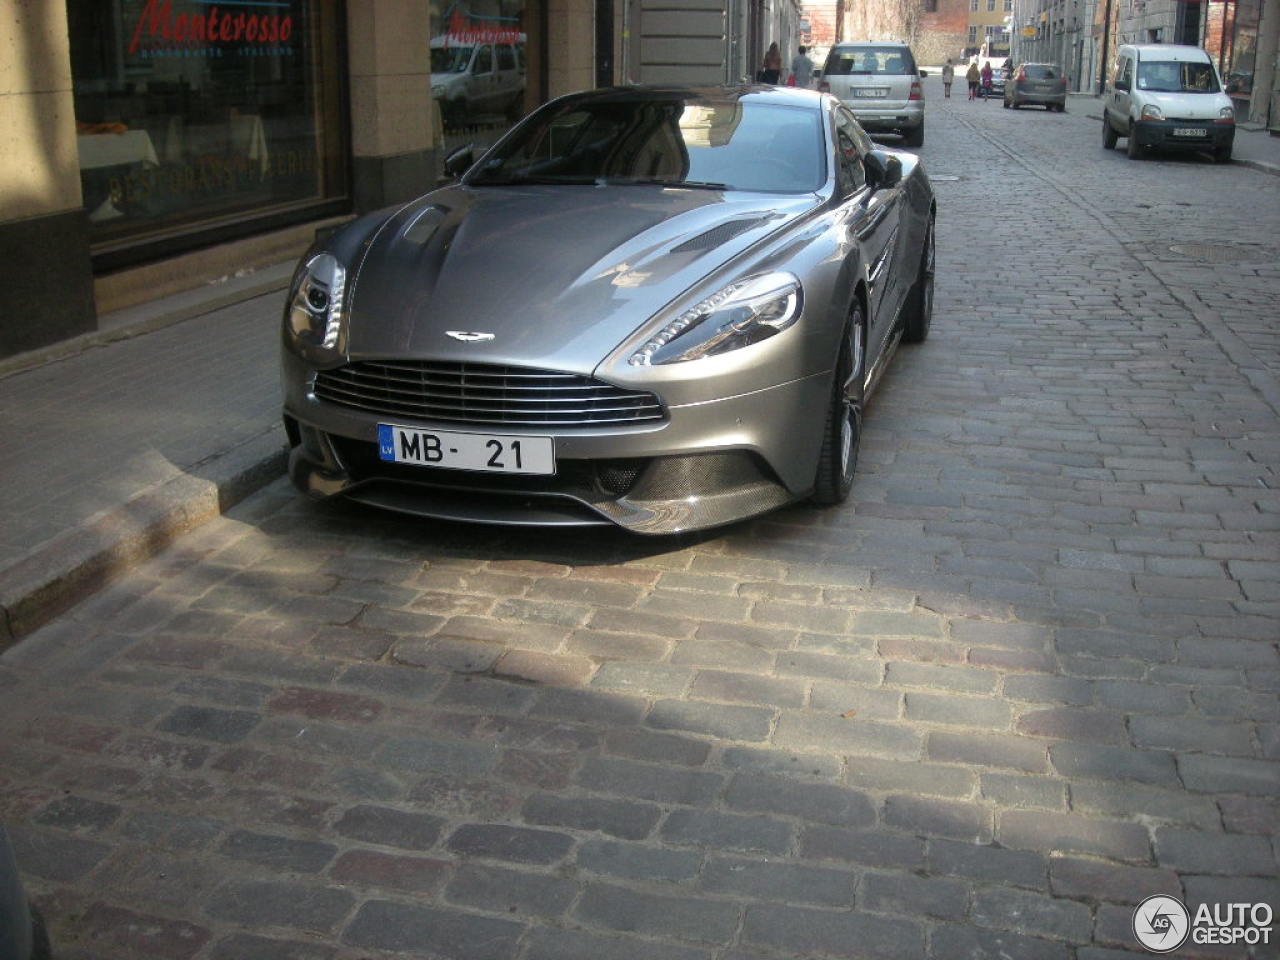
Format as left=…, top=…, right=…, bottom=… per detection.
left=313, top=360, right=665, bottom=428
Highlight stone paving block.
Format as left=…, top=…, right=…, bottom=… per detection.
left=724, top=772, right=876, bottom=828
left=1153, top=827, right=1278, bottom=876
left=1048, top=855, right=1182, bottom=904
left=927, top=730, right=1049, bottom=772
left=929, top=923, right=1071, bottom=960
left=742, top=903, right=925, bottom=959
left=980, top=772, right=1066, bottom=809
left=333, top=804, right=445, bottom=851
left=341, top=899, right=524, bottom=958
left=576, top=757, right=723, bottom=807
left=207, top=933, right=337, bottom=960
left=205, top=879, right=355, bottom=934
left=522, top=792, right=661, bottom=840
left=808, top=680, right=902, bottom=719
left=576, top=883, right=741, bottom=944
left=646, top=699, right=774, bottom=742
left=522, top=927, right=711, bottom=960
left=32, top=795, right=121, bottom=834
left=846, top=756, right=976, bottom=798
left=576, top=838, right=703, bottom=882
left=883, top=794, right=991, bottom=843
left=1069, top=781, right=1221, bottom=830
left=860, top=870, right=970, bottom=921
left=885, top=660, right=999, bottom=693
left=660, top=808, right=793, bottom=855
left=905, top=691, right=1013, bottom=729
left=218, top=829, right=337, bottom=873
left=927, top=838, right=1048, bottom=890
left=1050, top=742, right=1180, bottom=786
left=444, top=862, right=577, bottom=917
left=699, top=855, right=856, bottom=907
left=773, top=711, right=921, bottom=759
left=446, top=823, right=574, bottom=864
left=971, top=886, right=1094, bottom=942
left=998, top=810, right=1151, bottom=863
left=689, top=669, right=806, bottom=707
left=79, top=902, right=212, bottom=960
left=1178, top=754, right=1280, bottom=795
left=604, top=728, right=711, bottom=767
left=328, top=849, right=449, bottom=893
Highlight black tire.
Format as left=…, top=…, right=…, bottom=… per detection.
left=901, top=216, right=934, bottom=344
left=1103, top=116, right=1118, bottom=149
left=1126, top=126, right=1143, bottom=159
left=1003, top=98, right=1010, bottom=108
left=903, top=123, right=924, bottom=148
left=1214, top=144, right=1232, bottom=163
left=811, top=306, right=865, bottom=506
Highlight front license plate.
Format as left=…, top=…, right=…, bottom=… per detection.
left=378, top=424, right=555, bottom=475
left=854, top=88, right=889, bottom=97
left=1173, top=127, right=1205, bottom=137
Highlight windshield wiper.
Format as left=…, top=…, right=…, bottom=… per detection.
left=471, top=174, right=599, bottom=186
left=598, top=177, right=729, bottom=190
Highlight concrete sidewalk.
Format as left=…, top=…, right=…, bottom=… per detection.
left=0, top=267, right=296, bottom=645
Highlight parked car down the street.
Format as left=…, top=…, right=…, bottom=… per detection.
left=1102, top=43, right=1235, bottom=162
left=1004, top=62, right=1068, bottom=111
left=817, top=42, right=926, bottom=146
left=281, top=85, right=936, bottom=535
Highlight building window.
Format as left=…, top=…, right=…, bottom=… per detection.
left=969, top=25, right=978, bottom=42
left=970, top=0, right=980, bottom=11
left=68, top=0, right=347, bottom=251
left=924, top=0, right=938, bottom=12
left=988, top=0, right=996, bottom=11
left=1004, top=0, right=1013, bottom=10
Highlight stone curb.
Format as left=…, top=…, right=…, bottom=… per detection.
left=0, top=429, right=288, bottom=648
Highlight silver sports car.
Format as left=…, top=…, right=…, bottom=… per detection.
left=281, top=85, right=935, bottom=534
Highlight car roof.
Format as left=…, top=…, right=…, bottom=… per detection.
left=829, top=41, right=912, bottom=49
left=564, top=84, right=830, bottom=110
left=1121, top=43, right=1212, bottom=62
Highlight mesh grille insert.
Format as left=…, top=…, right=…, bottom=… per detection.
left=314, top=360, right=665, bottom=428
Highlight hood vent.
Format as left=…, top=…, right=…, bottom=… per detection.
left=671, top=217, right=769, bottom=254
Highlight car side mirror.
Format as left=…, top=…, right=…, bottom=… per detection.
left=919, top=69, right=928, bottom=77
left=443, top=144, right=475, bottom=179
left=865, top=149, right=904, bottom=188
left=1115, top=79, right=1129, bottom=91
left=813, top=69, right=822, bottom=79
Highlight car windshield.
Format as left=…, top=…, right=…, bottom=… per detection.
left=431, top=46, right=472, bottom=74
left=467, top=95, right=826, bottom=193
left=1024, top=64, right=1059, bottom=80
left=824, top=46, right=917, bottom=76
left=1137, top=60, right=1220, bottom=93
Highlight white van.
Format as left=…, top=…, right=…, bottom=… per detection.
left=430, top=35, right=526, bottom=127
left=1102, top=44, right=1235, bottom=162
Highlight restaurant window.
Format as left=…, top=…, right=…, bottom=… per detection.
left=431, top=0, right=529, bottom=155
left=67, top=0, right=347, bottom=259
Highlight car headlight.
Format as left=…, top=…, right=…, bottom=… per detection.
left=1218, top=105, right=1235, bottom=122
left=629, top=272, right=802, bottom=366
left=1141, top=103, right=1164, bottom=120
left=285, top=253, right=346, bottom=352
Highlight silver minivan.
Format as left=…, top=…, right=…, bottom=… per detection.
left=817, top=42, right=925, bottom=147
left=1102, top=44, right=1235, bottom=162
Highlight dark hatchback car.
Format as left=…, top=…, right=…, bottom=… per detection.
left=1004, top=63, right=1068, bottom=110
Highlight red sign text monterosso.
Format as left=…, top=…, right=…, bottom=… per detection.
left=129, top=0, right=293, bottom=54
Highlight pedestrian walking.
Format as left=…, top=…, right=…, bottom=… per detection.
left=966, top=59, right=980, bottom=100
left=980, top=61, right=993, bottom=101
left=759, top=42, right=782, bottom=84
left=942, top=59, right=954, bottom=98
left=790, top=45, right=814, bottom=89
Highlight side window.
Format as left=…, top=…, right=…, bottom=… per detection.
left=834, top=110, right=867, bottom=195
left=474, top=45, right=494, bottom=74
left=1121, top=57, right=1133, bottom=89
left=497, top=45, right=516, bottom=71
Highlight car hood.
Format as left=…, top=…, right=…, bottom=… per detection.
left=1140, top=91, right=1231, bottom=118
left=343, top=184, right=820, bottom=374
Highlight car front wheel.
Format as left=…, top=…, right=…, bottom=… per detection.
left=812, top=306, right=865, bottom=505
left=903, top=124, right=924, bottom=148
left=1103, top=116, right=1118, bottom=149
left=1126, top=126, right=1143, bottom=159
left=902, top=217, right=934, bottom=344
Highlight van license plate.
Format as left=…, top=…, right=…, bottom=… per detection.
left=1173, top=127, right=1204, bottom=137
left=855, top=88, right=889, bottom=97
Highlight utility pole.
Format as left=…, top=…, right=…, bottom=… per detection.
left=1097, top=0, right=1112, bottom=93
left=835, top=0, right=845, bottom=42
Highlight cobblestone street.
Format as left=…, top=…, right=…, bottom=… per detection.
left=1, top=87, right=1277, bottom=959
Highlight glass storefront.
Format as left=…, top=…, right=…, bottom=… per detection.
left=67, top=0, right=347, bottom=254
left=430, top=0, right=529, bottom=152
